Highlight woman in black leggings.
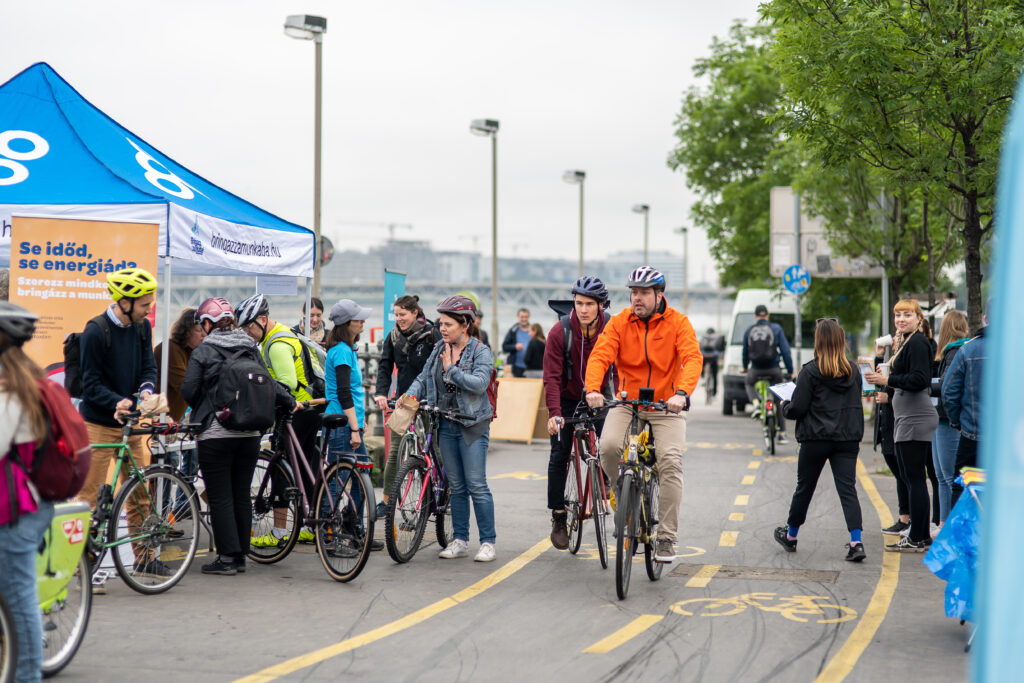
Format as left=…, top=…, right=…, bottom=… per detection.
left=865, top=299, right=938, bottom=552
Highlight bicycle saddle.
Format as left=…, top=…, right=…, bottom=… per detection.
left=321, top=414, right=349, bottom=430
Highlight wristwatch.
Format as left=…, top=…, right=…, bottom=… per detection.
left=675, top=390, right=689, bottom=397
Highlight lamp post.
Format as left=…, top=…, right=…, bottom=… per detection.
left=675, top=226, right=689, bottom=313
left=632, top=204, right=650, bottom=263
left=470, top=118, right=500, bottom=346
left=284, top=14, right=327, bottom=297
left=563, top=170, right=586, bottom=276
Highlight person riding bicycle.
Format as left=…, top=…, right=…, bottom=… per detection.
left=542, top=276, right=615, bottom=550
left=236, top=293, right=323, bottom=545
left=585, top=266, right=703, bottom=563
left=699, top=327, right=724, bottom=398
left=0, top=303, right=55, bottom=682
left=742, top=304, right=794, bottom=444
left=181, top=298, right=296, bottom=575
left=75, top=267, right=166, bottom=580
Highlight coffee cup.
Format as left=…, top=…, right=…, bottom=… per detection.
left=875, top=334, right=893, bottom=347
left=878, top=363, right=889, bottom=377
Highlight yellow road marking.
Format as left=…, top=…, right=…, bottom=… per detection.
left=492, top=471, right=547, bottom=480
left=734, top=494, right=749, bottom=506
left=748, top=460, right=761, bottom=469
left=741, top=475, right=756, bottom=485
left=813, top=460, right=901, bottom=683
left=685, top=564, right=722, bottom=588
left=719, top=531, right=739, bottom=547
left=752, top=448, right=763, bottom=456
left=583, top=615, right=664, bottom=653
left=728, top=512, right=744, bottom=521
left=234, top=539, right=550, bottom=683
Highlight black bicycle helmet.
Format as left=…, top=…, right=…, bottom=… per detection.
left=437, top=295, right=478, bottom=321
left=0, top=302, right=38, bottom=346
left=626, top=266, right=666, bottom=290
left=571, top=276, right=610, bottom=306
left=235, top=294, right=270, bottom=327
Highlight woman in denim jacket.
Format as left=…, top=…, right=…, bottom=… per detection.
left=406, top=295, right=496, bottom=562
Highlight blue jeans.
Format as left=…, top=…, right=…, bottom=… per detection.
left=932, top=421, right=961, bottom=523
left=325, top=424, right=370, bottom=525
left=0, top=501, right=55, bottom=683
left=438, top=418, right=495, bottom=544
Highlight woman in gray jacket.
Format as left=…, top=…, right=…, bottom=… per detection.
left=406, top=295, right=496, bottom=562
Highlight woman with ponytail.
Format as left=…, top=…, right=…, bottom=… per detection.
left=0, top=303, right=53, bottom=681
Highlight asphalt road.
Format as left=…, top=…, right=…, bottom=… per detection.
left=62, top=395, right=971, bottom=682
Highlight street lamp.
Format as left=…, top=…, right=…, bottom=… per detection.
left=563, top=170, right=586, bottom=276
left=284, top=14, right=327, bottom=297
left=470, top=118, right=500, bottom=347
left=632, top=204, right=650, bottom=263
left=675, top=226, right=689, bottom=313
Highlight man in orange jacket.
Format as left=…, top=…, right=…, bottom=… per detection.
left=585, top=266, right=703, bottom=563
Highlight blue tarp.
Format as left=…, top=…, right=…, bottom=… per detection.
left=0, top=63, right=314, bottom=277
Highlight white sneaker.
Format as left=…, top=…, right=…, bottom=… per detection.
left=438, top=539, right=469, bottom=559
left=474, top=542, right=496, bottom=562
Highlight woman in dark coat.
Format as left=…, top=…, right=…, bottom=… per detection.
left=774, top=318, right=866, bottom=561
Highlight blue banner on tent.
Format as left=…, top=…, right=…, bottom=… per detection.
left=382, top=269, right=406, bottom=338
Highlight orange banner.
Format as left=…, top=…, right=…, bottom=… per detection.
left=9, top=216, right=159, bottom=375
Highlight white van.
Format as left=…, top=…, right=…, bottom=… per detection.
left=721, top=288, right=813, bottom=415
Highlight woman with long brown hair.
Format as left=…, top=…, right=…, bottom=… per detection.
left=932, top=310, right=970, bottom=524
left=865, top=299, right=939, bottom=552
left=0, top=303, right=55, bottom=680
left=154, top=307, right=204, bottom=421
left=774, top=318, right=866, bottom=562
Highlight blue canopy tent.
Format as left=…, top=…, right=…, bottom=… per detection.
left=0, top=62, right=315, bottom=391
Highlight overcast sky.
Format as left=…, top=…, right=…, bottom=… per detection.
left=2, top=1, right=760, bottom=279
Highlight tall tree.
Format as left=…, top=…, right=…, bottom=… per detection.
left=763, top=0, right=1024, bottom=330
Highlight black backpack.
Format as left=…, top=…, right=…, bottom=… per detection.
left=62, top=315, right=148, bottom=399
left=747, top=323, right=777, bottom=366
left=209, top=347, right=276, bottom=432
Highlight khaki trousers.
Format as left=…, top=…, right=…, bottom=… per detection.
left=79, top=422, right=152, bottom=560
left=599, top=406, right=686, bottom=543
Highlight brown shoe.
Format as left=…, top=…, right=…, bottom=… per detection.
left=550, top=511, right=569, bottom=550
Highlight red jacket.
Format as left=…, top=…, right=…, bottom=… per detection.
left=585, top=302, right=703, bottom=402
left=542, top=310, right=614, bottom=418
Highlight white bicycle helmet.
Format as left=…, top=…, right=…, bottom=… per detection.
left=626, top=266, right=666, bottom=290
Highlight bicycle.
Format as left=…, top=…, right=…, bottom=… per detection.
left=557, top=407, right=610, bottom=569
left=753, top=378, right=778, bottom=456
left=84, top=410, right=202, bottom=594
left=386, top=399, right=431, bottom=483
left=144, top=420, right=215, bottom=553
left=248, top=407, right=374, bottom=582
left=383, top=404, right=469, bottom=563
left=608, top=390, right=678, bottom=600
left=39, top=501, right=93, bottom=677
left=701, top=356, right=717, bottom=405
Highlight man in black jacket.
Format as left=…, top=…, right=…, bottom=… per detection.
left=502, top=308, right=531, bottom=377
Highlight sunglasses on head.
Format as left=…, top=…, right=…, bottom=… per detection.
left=816, top=317, right=839, bottom=324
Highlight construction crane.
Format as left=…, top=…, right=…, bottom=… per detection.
left=334, top=221, right=413, bottom=242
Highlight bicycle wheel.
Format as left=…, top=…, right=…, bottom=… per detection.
left=396, top=432, right=417, bottom=471
left=590, top=460, right=609, bottom=570
left=768, top=411, right=777, bottom=456
left=644, top=473, right=663, bottom=581
left=615, top=472, right=637, bottom=600
left=565, top=454, right=583, bottom=554
left=385, top=457, right=432, bottom=563
left=40, top=553, right=92, bottom=677
left=434, top=483, right=452, bottom=549
left=248, top=451, right=300, bottom=564
left=314, top=460, right=373, bottom=582
left=109, top=468, right=200, bottom=595
left=0, top=591, right=16, bottom=683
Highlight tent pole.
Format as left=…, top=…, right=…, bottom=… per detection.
left=305, top=278, right=312, bottom=336
left=159, top=255, right=172, bottom=419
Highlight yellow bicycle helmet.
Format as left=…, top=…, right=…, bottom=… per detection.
left=107, top=267, right=158, bottom=301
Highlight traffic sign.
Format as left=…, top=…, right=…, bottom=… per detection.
left=783, top=264, right=811, bottom=294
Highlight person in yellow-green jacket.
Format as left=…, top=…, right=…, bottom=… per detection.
left=235, top=293, right=322, bottom=546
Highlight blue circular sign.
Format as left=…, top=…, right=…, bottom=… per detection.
left=783, top=264, right=811, bottom=294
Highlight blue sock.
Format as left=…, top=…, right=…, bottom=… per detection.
left=788, top=525, right=799, bottom=539
left=850, top=529, right=862, bottom=544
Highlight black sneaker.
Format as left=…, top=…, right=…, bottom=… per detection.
left=370, top=539, right=385, bottom=552
left=202, top=558, right=238, bottom=575
left=773, top=526, right=797, bottom=552
left=375, top=502, right=387, bottom=519
left=881, top=520, right=910, bottom=536
left=884, top=536, right=931, bottom=553
left=845, top=543, right=866, bottom=562
left=234, top=557, right=247, bottom=573
left=133, top=558, right=173, bottom=578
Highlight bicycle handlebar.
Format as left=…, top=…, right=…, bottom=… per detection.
left=604, top=398, right=678, bottom=413
left=128, top=420, right=204, bottom=437
left=416, top=403, right=475, bottom=422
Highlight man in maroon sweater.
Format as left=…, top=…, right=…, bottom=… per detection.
left=543, top=277, right=616, bottom=549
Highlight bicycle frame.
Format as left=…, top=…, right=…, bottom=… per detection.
left=567, top=418, right=603, bottom=522
left=89, top=427, right=163, bottom=552
left=395, top=406, right=450, bottom=518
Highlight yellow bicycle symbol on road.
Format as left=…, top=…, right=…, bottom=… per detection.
left=575, top=543, right=706, bottom=562
left=670, top=592, right=857, bottom=624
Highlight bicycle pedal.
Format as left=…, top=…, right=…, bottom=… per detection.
left=91, top=570, right=110, bottom=586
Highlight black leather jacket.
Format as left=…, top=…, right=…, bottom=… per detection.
left=783, top=360, right=865, bottom=443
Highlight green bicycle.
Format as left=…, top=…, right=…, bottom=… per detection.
left=85, top=410, right=202, bottom=594
left=753, top=378, right=779, bottom=456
